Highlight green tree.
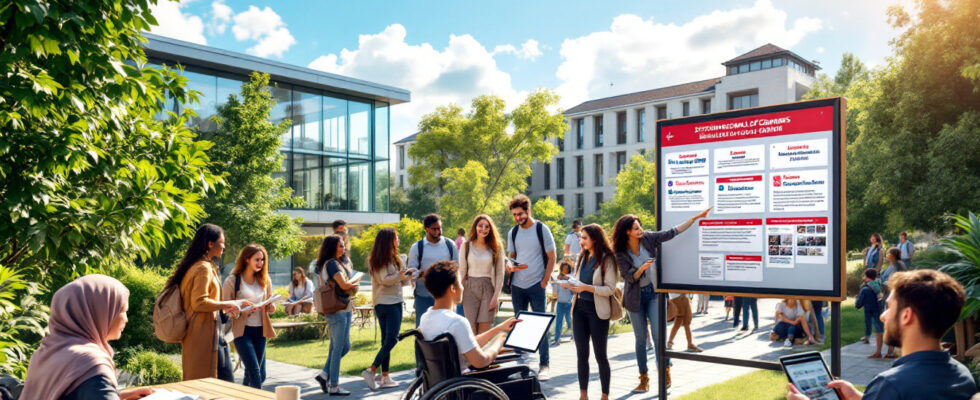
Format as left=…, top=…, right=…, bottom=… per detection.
left=590, top=153, right=658, bottom=230
left=408, top=89, right=568, bottom=227
left=531, top=197, right=567, bottom=259
left=348, top=218, right=425, bottom=272
left=389, top=185, right=437, bottom=220
left=805, top=52, right=869, bottom=100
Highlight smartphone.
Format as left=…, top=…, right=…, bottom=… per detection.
left=507, top=257, right=528, bottom=269
left=779, top=352, right=841, bottom=400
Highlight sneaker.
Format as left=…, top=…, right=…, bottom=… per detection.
left=328, top=386, right=351, bottom=396
left=784, top=339, right=793, bottom=348
left=361, top=369, right=377, bottom=391
left=315, top=372, right=328, bottom=394
left=770, top=332, right=781, bottom=341
left=380, top=376, right=399, bottom=389
left=538, top=366, right=551, bottom=381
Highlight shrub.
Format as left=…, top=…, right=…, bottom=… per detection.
left=846, top=262, right=867, bottom=297
left=910, top=246, right=961, bottom=270
left=295, top=235, right=325, bottom=272
left=109, top=263, right=178, bottom=354
left=349, top=218, right=424, bottom=272
left=119, top=350, right=181, bottom=385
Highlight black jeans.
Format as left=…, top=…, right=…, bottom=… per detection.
left=372, top=303, right=403, bottom=372
left=732, top=297, right=744, bottom=328
left=573, top=299, right=610, bottom=394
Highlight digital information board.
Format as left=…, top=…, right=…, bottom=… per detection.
left=655, top=98, right=845, bottom=299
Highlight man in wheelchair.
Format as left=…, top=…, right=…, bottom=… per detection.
left=408, top=260, right=546, bottom=399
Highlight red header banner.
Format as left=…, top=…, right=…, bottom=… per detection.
left=766, top=217, right=830, bottom=225
left=661, top=106, right=834, bottom=147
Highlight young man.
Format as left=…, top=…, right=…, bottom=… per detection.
left=408, top=214, right=459, bottom=326
left=788, top=269, right=976, bottom=400
left=898, top=232, right=914, bottom=268
left=563, top=220, right=582, bottom=264
left=418, top=260, right=520, bottom=371
left=505, top=194, right=556, bottom=380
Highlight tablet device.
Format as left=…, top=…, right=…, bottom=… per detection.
left=779, top=352, right=841, bottom=400
left=503, top=311, right=555, bottom=353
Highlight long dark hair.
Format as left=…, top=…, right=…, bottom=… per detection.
left=315, top=235, right=344, bottom=275
left=369, top=228, right=401, bottom=274
left=612, top=214, right=640, bottom=254
left=166, top=224, right=224, bottom=288
left=578, top=224, right=615, bottom=275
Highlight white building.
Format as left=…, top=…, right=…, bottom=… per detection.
left=527, top=44, right=819, bottom=219
left=393, top=131, right=419, bottom=190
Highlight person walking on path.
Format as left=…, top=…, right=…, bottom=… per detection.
left=668, top=293, right=702, bottom=352
left=864, top=233, right=884, bottom=270
left=564, top=220, right=583, bottom=264
left=739, top=297, right=759, bottom=333
left=561, top=224, right=620, bottom=400
left=222, top=244, right=277, bottom=389
left=459, top=214, right=506, bottom=334
left=856, top=268, right=886, bottom=358
left=408, top=214, right=459, bottom=327
left=732, top=297, right=744, bottom=329
left=898, top=231, right=914, bottom=268
left=505, top=194, right=557, bottom=380
left=551, top=260, right=574, bottom=346
left=286, top=267, right=314, bottom=316
left=313, top=235, right=363, bottom=396
left=612, top=208, right=709, bottom=392
left=166, top=224, right=244, bottom=381
left=362, top=228, right=411, bottom=390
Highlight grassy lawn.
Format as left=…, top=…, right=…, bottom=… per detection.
left=674, top=370, right=866, bottom=400
left=818, top=298, right=863, bottom=351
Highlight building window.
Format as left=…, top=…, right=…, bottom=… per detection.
left=399, top=175, right=404, bottom=188
left=682, top=102, right=690, bottom=117
left=293, top=153, right=322, bottom=209
left=398, top=146, right=406, bottom=169
left=575, top=156, right=584, bottom=188
left=730, top=93, right=759, bottom=110
left=656, top=106, right=667, bottom=120
left=323, top=95, right=346, bottom=153
left=544, top=162, right=551, bottom=190
left=556, top=194, right=564, bottom=208
left=557, top=135, right=564, bottom=152
left=773, top=58, right=784, bottom=67
left=576, top=118, right=584, bottom=150
left=738, top=64, right=749, bottom=73
left=557, top=158, right=565, bottom=189
left=594, top=154, right=604, bottom=187
left=616, top=151, right=627, bottom=174
left=701, top=99, right=711, bottom=114
left=575, top=193, right=584, bottom=218
left=595, top=192, right=604, bottom=212
left=637, top=109, right=646, bottom=142
left=616, top=112, right=627, bottom=145
left=594, top=116, right=603, bottom=148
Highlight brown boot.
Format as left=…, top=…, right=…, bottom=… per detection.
left=666, top=367, right=672, bottom=388
left=632, top=373, right=650, bottom=393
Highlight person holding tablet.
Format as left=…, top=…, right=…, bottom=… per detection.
left=418, top=260, right=520, bottom=371
left=787, top=269, right=976, bottom=400
left=561, top=224, right=619, bottom=400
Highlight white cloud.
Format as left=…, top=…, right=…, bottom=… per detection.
left=817, top=46, right=826, bottom=54
left=493, top=39, right=544, bottom=61
left=308, top=24, right=524, bottom=143
left=231, top=6, right=296, bottom=58
left=555, top=0, right=822, bottom=107
left=208, top=0, right=232, bottom=35
left=148, top=0, right=207, bottom=45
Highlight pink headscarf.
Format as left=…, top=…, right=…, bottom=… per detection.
left=21, top=274, right=130, bottom=400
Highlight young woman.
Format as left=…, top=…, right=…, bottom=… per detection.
left=286, top=267, right=315, bottom=316
left=881, top=247, right=906, bottom=284
left=550, top=260, right=574, bottom=346
left=772, top=298, right=818, bottom=347
left=612, top=209, right=708, bottom=392
left=561, top=224, right=619, bottom=400
left=362, top=228, right=411, bottom=390
left=166, top=224, right=244, bottom=381
left=459, top=214, right=506, bottom=334
left=22, top=275, right=156, bottom=400
left=222, top=244, right=277, bottom=389
left=313, top=235, right=362, bottom=396
left=668, top=293, right=701, bottom=352
left=863, top=233, right=884, bottom=270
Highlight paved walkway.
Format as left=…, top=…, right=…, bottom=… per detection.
left=241, top=298, right=892, bottom=399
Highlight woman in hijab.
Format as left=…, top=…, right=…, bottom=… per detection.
left=21, top=274, right=156, bottom=400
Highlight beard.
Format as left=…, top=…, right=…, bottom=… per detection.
left=883, top=312, right=902, bottom=347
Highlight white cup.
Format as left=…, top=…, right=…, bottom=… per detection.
left=275, top=385, right=300, bottom=400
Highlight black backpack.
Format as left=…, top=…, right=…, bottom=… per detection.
left=504, top=222, right=547, bottom=294
left=414, top=237, right=455, bottom=296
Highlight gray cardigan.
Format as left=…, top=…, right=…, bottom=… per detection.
left=615, top=228, right=678, bottom=312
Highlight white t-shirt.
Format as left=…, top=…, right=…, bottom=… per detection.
left=238, top=279, right=266, bottom=327
left=776, top=302, right=805, bottom=321
left=564, top=232, right=581, bottom=255
left=418, top=308, right=479, bottom=372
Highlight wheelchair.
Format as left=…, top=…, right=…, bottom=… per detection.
left=398, top=329, right=547, bottom=400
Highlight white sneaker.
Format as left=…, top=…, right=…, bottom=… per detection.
left=361, top=369, right=377, bottom=391
left=379, top=376, right=399, bottom=389
left=783, top=339, right=793, bottom=348
left=538, top=366, right=551, bottom=381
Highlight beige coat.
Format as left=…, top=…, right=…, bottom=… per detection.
left=179, top=261, right=223, bottom=380
left=221, top=274, right=276, bottom=339
left=571, top=255, right=619, bottom=320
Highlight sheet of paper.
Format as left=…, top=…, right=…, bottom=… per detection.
left=240, top=294, right=282, bottom=312
left=141, top=389, right=201, bottom=400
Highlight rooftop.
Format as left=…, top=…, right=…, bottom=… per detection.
left=722, top=43, right=820, bottom=69
left=564, top=77, right=722, bottom=115
left=394, top=131, right=421, bottom=145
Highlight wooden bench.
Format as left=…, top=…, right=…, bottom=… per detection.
left=271, top=320, right=328, bottom=341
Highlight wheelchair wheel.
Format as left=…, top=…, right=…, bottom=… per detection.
left=402, top=376, right=424, bottom=400
left=420, top=377, right=508, bottom=400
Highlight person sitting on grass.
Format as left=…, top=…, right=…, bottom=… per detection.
left=788, top=269, right=976, bottom=400
left=856, top=268, right=886, bottom=358
left=770, top=298, right=818, bottom=347
left=418, top=260, right=520, bottom=371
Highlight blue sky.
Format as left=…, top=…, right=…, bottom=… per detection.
left=149, top=0, right=905, bottom=142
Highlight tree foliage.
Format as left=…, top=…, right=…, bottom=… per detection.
left=590, top=153, right=658, bottom=231
left=349, top=218, right=425, bottom=272
left=531, top=197, right=567, bottom=258
left=389, top=185, right=437, bottom=221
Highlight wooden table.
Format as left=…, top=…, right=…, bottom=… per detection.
left=152, top=378, right=274, bottom=399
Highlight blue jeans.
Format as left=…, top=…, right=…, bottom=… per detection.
left=864, top=309, right=883, bottom=335
left=812, top=301, right=825, bottom=336
left=554, top=302, right=572, bottom=339
left=372, top=303, right=403, bottom=372
left=414, top=295, right=434, bottom=327
left=627, top=285, right=671, bottom=374
left=773, top=321, right=802, bottom=339
left=512, top=283, right=549, bottom=366
left=741, top=298, right=759, bottom=330
left=322, top=311, right=352, bottom=386
left=234, top=326, right=267, bottom=389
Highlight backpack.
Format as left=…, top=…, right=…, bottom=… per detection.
left=415, top=237, right=455, bottom=267
left=505, top=222, right=546, bottom=294
left=153, top=284, right=188, bottom=343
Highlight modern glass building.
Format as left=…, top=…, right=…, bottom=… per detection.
left=143, top=33, right=409, bottom=283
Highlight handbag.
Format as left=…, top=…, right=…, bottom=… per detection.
left=314, top=259, right=350, bottom=315
left=666, top=299, right=678, bottom=322
left=602, top=256, right=624, bottom=322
